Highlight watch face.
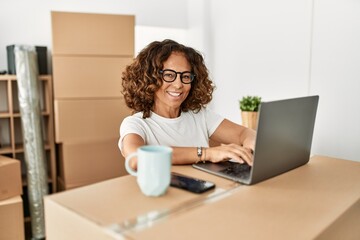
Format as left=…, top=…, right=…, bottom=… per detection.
left=197, top=147, right=202, bottom=157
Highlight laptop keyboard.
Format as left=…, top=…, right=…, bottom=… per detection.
left=220, top=162, right=251, bottom=178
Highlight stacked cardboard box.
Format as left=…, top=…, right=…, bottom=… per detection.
left=0, top=155, right=24, bottom=240
left=51, top=12, right=134, bottom=190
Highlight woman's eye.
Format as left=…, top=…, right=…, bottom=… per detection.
left=165, top=73, right=174, bottom=78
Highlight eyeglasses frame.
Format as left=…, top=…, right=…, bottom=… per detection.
left=159, top=69, right=195, bottom=84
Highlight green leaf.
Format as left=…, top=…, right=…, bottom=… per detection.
left=239, top=96, right=261, bottom=112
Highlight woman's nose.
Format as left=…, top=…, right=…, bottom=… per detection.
left=172, top=74, right=183, bottom=88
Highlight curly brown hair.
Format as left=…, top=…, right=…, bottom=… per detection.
left=121, top=39, right=215, bottom=118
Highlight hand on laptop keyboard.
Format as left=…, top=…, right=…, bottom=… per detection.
left=205, top=143, right=254, bottom=166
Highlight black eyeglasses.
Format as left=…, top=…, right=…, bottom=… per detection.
left=159, top=69, right=195, bottom=84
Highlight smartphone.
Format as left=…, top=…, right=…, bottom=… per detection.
left=170, top=172, right=216, bottom=194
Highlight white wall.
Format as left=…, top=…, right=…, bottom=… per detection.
left=209, top=0, right=313, bottom=121
left=135, top=26, right=188, bottom=57
left=309, top=0, right=360, bottom=161
left=207, top=0, right=360, bottom=162
left=1, top=0, right=359, bottom=162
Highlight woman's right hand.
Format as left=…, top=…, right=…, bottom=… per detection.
left=121, top=133, right=145, bottom=170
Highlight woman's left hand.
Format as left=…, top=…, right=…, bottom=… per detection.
left=205, top=143, right=254, bottom=166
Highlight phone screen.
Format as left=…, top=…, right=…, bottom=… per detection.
left=170, top=172, right=215, bottom=194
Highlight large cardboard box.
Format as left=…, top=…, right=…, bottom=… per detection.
left=0, top=196, right=25, bottom=240
left=52, top=56, right=133, bottom=99
left=54, top=99, right=131, bottom=143
left=51, top=11, right=134, bottom=56
left=44, top=156, right=360, bottom=240
left=0, top=155, right=22, bottom=201
left=57, top=138, right=127, bottom=190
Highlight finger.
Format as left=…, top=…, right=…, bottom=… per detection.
left=221, top=145, right=251, bottom=165
left=236, top=149, right=253, bottom=166
left=235, top=147, right=253, bottom=163
left=244, top=147, right=254, bottom=154
left=224, top=156, right=244, bottom=164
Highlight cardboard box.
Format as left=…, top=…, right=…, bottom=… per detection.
left=44, top=156, right=360, bottom=240
left=52, top=56, right=133, bottom=99
left=54, top=99, right=131, bottom=143
left=0, top=196, right=25, bottom=240
left=57, top=138, right=127, bottom=190
left=51, top=11, right=134, bottom=56
left=0, top=155, right=22, bottom=201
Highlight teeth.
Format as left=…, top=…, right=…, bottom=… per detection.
left=168, top=92, right=181, bottom=97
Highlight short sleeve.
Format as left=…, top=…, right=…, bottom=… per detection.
left=118, top=116, right=146, bottom=153
left=204, top=107, right=224, bottom=136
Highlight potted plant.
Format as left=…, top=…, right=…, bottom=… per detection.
left=239, top=96, right=261, bottom=130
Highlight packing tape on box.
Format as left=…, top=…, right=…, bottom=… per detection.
left=103, top=184, right=243, bottom=238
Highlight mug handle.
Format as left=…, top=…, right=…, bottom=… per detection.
left=125, top=152, right=138, bottom=176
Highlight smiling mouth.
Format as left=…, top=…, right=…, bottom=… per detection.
left=167, top=91, right=182, bottom=97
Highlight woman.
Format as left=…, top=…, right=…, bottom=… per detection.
left=119, top=39, right=256, bottom=169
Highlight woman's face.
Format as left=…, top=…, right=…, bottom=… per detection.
left=153, top=52, right=192, bottom=117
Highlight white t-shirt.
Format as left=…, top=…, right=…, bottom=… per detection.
left=118, top=107, right=224, bottom=153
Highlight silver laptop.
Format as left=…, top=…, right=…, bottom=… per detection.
left=193, top=95, right=319, bottom=185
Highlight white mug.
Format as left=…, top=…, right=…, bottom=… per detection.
left=125, top=145, right=173, bottom=197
